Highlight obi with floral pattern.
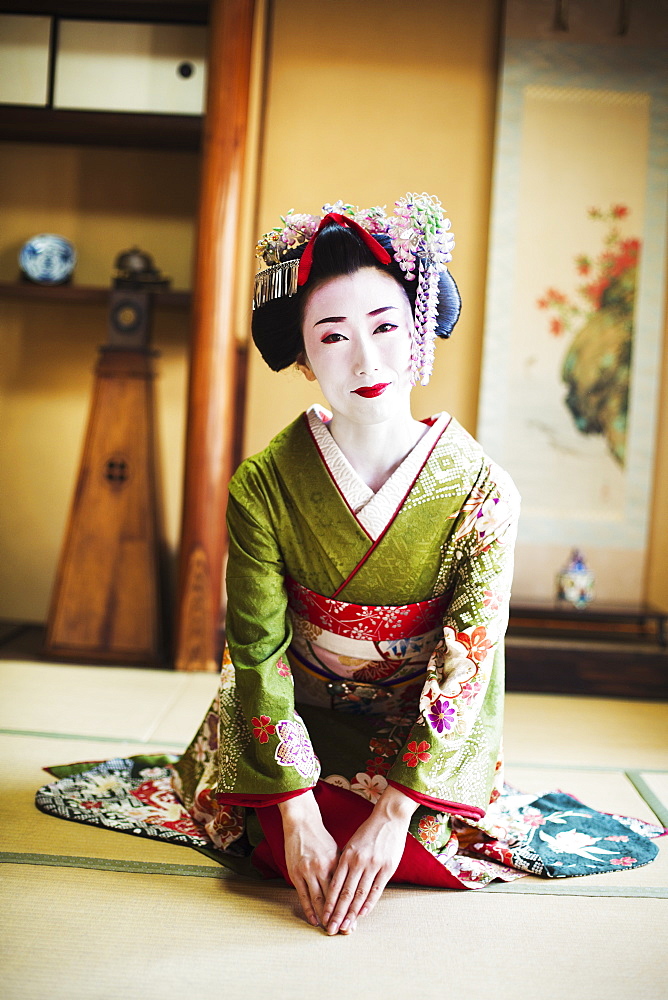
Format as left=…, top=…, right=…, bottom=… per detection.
left=286, top=576, right=449, bottom=712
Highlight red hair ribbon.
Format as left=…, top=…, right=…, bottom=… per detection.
left=297, top=212, right=391, bottom=287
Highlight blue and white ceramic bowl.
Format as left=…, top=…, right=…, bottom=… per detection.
left=19, top=234, right=77, bottom=285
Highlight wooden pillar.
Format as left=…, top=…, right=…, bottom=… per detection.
left=174, top=0, right=257, bottom=672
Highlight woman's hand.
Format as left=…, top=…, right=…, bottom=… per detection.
left=323, top=785, right=418, bottom=935
left=279, top=791, right=340, bottom=928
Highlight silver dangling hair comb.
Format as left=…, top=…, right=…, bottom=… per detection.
left=252, top=258, right=300, bottom=310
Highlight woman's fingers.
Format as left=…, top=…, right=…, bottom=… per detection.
left=358, top=878, right=386, bottom=917
left=324, top=863, right=388, bottom=935
left=326, top=886, right=361, bottom=935
left=293, top=875, right=320, bottom=926
left=294, top=873, right=333, bottom=927
left=323, top=805, right=410, bottom=933
left=310, top=876, right=330, bottom=925
left=295, top=869, right=335, bottom=927
left=322, top=860, right=350, bottom=927
left=335, top=878, right=386, bottom=934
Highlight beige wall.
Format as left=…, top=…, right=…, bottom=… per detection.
left=0, top=143, right=198, bottom=620
left=0, top=0, right=666, bottom=621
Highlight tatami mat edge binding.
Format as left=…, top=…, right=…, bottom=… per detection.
left=0, top=727, right=185, bottom=749
left=1, top=852, right=667, bottom=897
left=625, top=771, right=668, bottom=826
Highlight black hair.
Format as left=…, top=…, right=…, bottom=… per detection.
left=251, top=221, right=461, bottom=372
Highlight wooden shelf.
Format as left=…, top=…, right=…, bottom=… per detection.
left=0, top=106, right=203, bottom=150
left=509, top=600, right=666, bottom=646
left=506, top=602, right=668, bottom=699
left=505, top=635, right=668, bottom=700
left=0, top=1, right=208, bottom=23
left=0, top=280, right=192, bottom=307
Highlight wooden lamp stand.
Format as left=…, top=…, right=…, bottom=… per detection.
left=44, top=290, right=168, bottom=666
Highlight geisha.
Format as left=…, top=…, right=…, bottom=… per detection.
left=36, top=194, right=662, bottom=933
left=173, top=194, right=521, bottom=932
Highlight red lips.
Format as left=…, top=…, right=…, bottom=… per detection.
left=353, top=383, right=390, bottom=398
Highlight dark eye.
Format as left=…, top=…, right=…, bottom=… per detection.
left=321, top=332, right=347, bottom=344
left=374, top=322, right=398, bottom=334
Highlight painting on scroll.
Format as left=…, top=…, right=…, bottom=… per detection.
left=538, top=202, right=639, bottom=468
left=477, top=4, right=667, bottom=603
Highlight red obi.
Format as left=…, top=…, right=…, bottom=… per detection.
left=285, top=577, right=447, bottom=707
left=285, top=577, right=448, bottom=642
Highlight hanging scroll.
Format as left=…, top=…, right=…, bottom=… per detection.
left=478, top=0, right=668, bottom=602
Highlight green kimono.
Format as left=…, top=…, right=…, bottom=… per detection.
left=36, top=407, right=661, bottom=886
left=173, top=406, right=520, bottom=869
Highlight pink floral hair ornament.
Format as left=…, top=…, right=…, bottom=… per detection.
left=253, top=193, right=455, bottom=386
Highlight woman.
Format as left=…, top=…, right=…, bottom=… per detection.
left=173, top=194, right=520, bottom=934
left=36, top=195, right=662, bottom=932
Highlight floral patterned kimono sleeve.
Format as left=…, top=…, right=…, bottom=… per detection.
left=387, top=464, right=520, bottom=820
left=215, top=475, right=321, bottom=806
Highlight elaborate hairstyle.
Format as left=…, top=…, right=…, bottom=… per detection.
left=251, top=195, right=461, bottom=384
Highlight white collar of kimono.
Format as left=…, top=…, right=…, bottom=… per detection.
left=307, top=405, right=450, bottom=541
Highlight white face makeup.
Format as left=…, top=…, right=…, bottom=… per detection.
left=300, top=268, right=414, bottom=426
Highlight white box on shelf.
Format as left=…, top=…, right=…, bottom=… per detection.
left=54, top=20, right=208, bottom=116
left=0, top=14, right=52, bottom=106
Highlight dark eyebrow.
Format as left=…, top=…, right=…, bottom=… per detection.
left=313, top=305, right=398, bottom=327
left=368, top=306, right=398, bottom=317
left=314, top=315, right=346, bottom=326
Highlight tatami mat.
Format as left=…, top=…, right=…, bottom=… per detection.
left=147, top=674, right=219, bottom=745
left=0, top=661, right=219, bottom=743
left=2, top=659, right=667, bottom=1000
left=504, top=694, right=668, bottom=770
left=3, top=864, right=667, bottom=1000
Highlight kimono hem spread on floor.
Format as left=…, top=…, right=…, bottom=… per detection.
left=35, top=408, right=665, bottom=889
